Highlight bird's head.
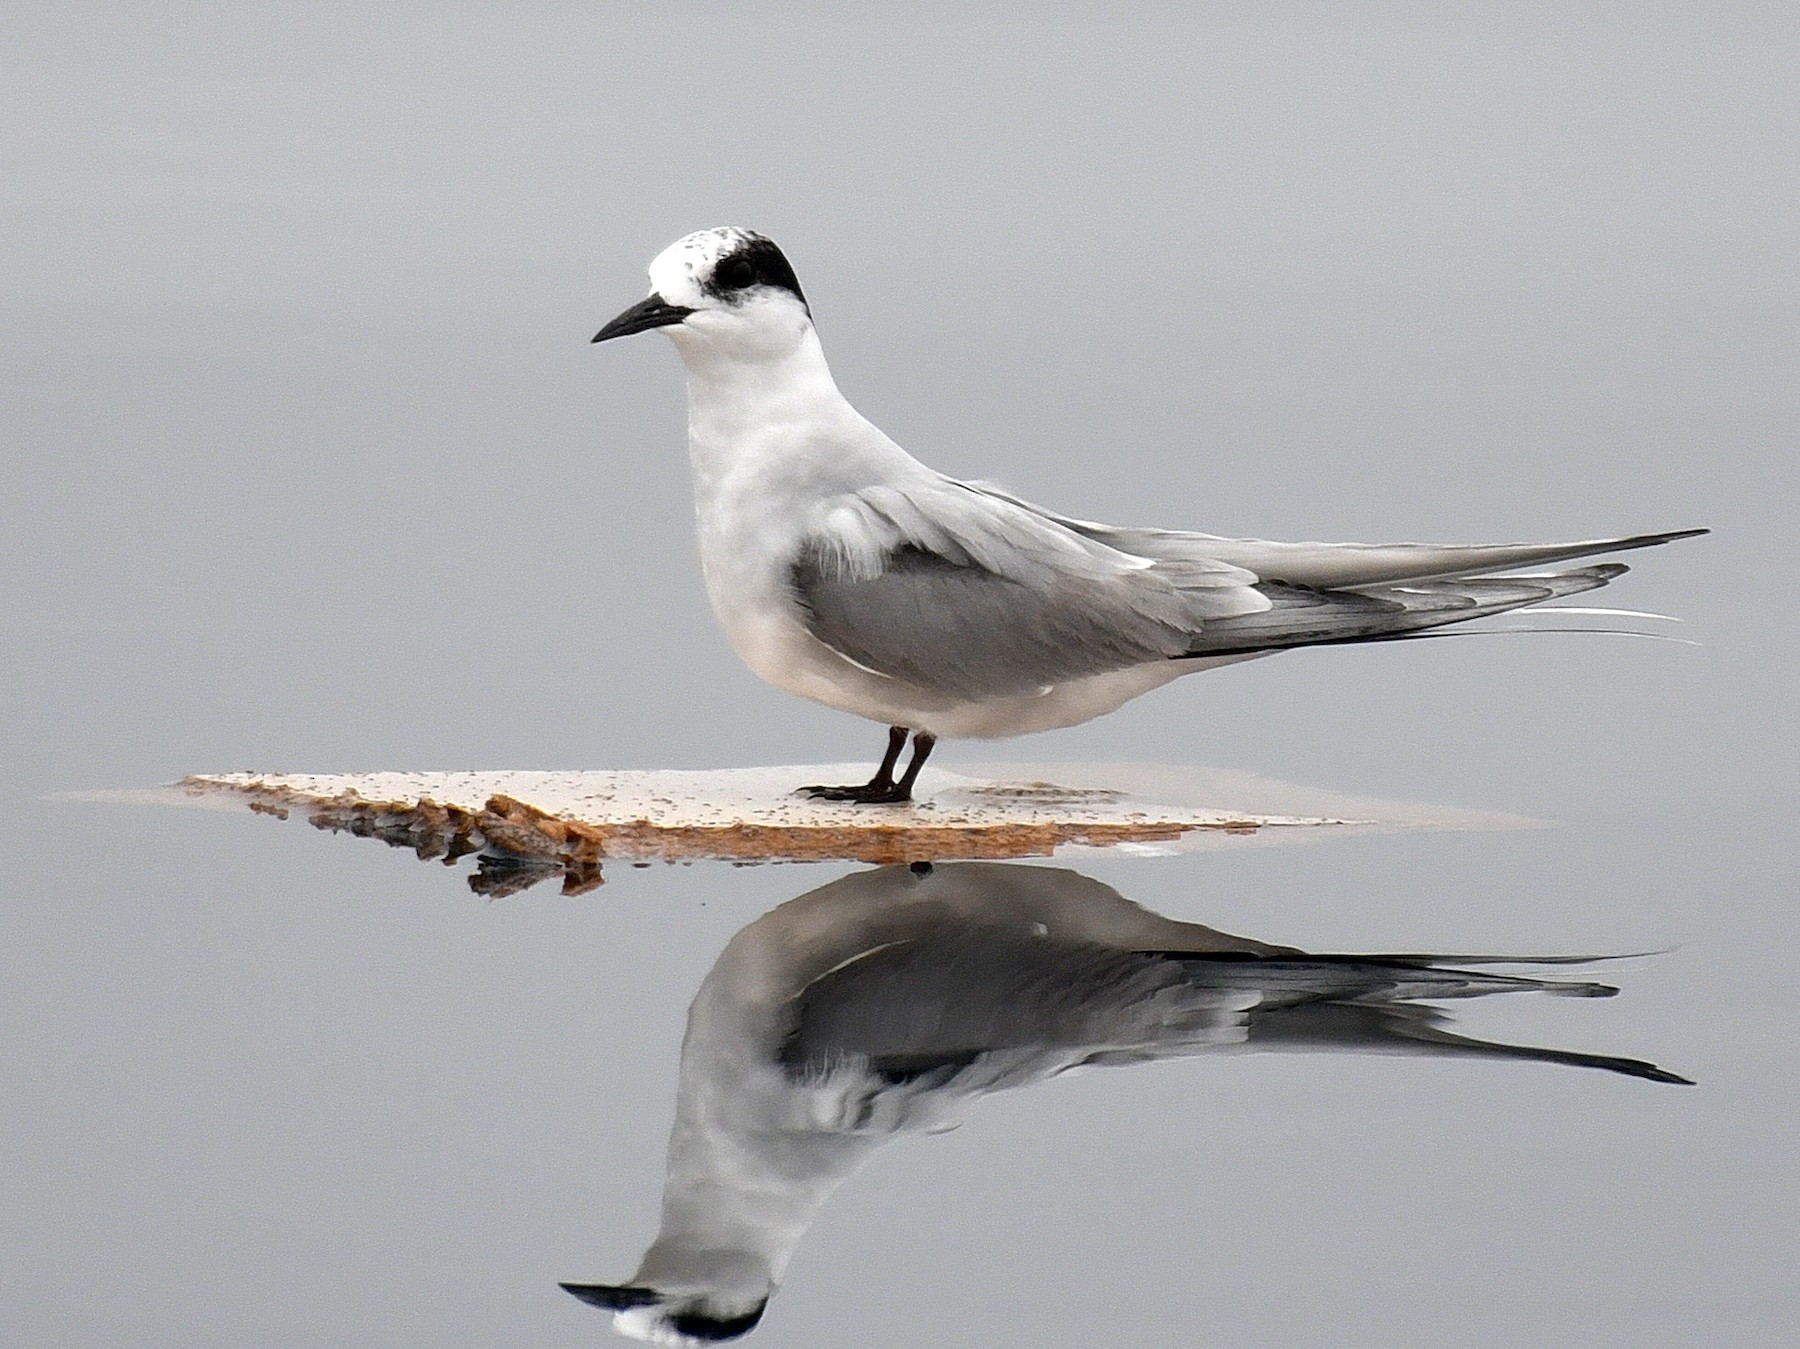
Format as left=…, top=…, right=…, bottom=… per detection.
left=593, top=227, right=812, bottom=363
left=560, top=1281, right=768, bottom=1345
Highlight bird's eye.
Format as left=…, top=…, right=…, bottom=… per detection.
left=714, top=255, right=756, bottom=291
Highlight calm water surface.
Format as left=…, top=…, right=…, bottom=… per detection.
left=6, top=788, right=1788, bottom=1347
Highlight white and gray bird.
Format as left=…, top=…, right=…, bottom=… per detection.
left=593, top=228, right=1703, bottom=802
left=559, top=860, right=1687, bottom=1344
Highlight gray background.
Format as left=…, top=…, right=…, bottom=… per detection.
left=4, top=4, right=1794, bottom=1346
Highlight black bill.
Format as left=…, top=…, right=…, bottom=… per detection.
left=592, top=293, right=696, bottom=343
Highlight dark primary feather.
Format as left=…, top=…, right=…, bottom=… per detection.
left=1239, top=1002, right=1693, bottom=1084
left=979, top=492, right=1709, bottom=588
left=1197, top=527, right=1708, bottom=587
left=1154, top=950, right=1622, bottom=1001
left=1177, top=565, right=1630, bottom=658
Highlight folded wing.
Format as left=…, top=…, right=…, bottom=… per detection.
left=790, top=477, right=1703, bottom=698
left=793, top=480, right=1269, bottom=699
left=975, top=483, right=1705, bottom=588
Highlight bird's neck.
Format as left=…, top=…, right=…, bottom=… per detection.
left=643, top=1112, right=869, bottom=1292
left=633, top=962, right=890, bottom=1292
left=674, top=326, right=862, bottom=489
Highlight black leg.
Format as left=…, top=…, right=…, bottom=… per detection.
left=799, top=726, right=930, bottom=804
left=872, top=724, right=909, bottom=784
left=892, top=732, right=935, bottom=799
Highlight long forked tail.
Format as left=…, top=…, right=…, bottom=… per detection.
left=1181, top=562, right=1675, bottom=660
left=1147, top=950, right=1693, bottom=1084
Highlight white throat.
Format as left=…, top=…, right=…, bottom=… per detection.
left=666, top=318, right=897, bottom=530
left=670, top=321, right=844, bottom=443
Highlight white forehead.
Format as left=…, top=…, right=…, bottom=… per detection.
left=647, top=227, right=755, bottom=295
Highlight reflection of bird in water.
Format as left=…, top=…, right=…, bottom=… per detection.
left=561, top=862, right=1687, bottom=1344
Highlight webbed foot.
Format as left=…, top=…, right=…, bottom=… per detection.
left=795, top=726, right=936, bottom=805
left=797, top=780, right=916, bottom=804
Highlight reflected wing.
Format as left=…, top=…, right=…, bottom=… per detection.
left=780, top=933, right=1691, bottom=1086
left=1245, top=1002, right=1692, bottom=1084
left=780, top=930, right=1257, bottom=1081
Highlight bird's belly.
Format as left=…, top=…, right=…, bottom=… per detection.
left=695, top=533, right=939, bottom=726
left=910, top=655, right=1263, bottom=739
left=917, top=665, right=1185, bottom=738
left=716, top=602, right=955, bottom=729
left=714, top=625, right=1235, bottom=740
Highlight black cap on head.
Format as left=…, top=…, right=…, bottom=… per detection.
left=560, top=1284, right=769, bottom=1342
left=667, top=1301, right=768, bottom=1341
left=704, top=235, right=807, bottom=311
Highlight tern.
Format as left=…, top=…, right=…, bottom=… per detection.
left=560, top=861, right=1687, bottom=1343
left=593, top=228, right=1703, bottom=803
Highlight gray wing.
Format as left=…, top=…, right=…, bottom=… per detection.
left=793, top=540, right=1197, bottom=699
left=796, top=544, right=1641, bottom=696
left=778, top=931, right=1687, bottom=1087
left=973, top=483, right=1705, bottom=588
left=779, top=929, right=1256, bottom=1082
left=794, top=478, right=1702, bottom=697
left=793, top=480, right=1268, bottom=700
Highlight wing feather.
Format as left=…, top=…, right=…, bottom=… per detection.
left=792, top=540, right=1195, bottom=699
left=968, top=484, right=1703, bottom=588
left=792, top=477, right=1700, bottom=695
left=792, top=480, right=1270, bottom=699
